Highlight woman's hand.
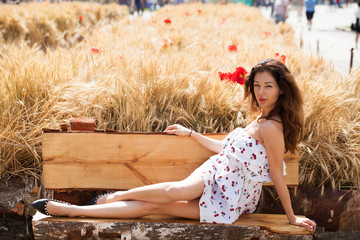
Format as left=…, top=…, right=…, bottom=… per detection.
left=290, top=216, right=317, bottom=232
left=164, top=124, right=192, bottom=137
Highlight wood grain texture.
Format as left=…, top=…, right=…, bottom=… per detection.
left=42, top=132, right=298, bottom=190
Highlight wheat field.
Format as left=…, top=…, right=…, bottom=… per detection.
left=0, top=2, right=359, bottom=190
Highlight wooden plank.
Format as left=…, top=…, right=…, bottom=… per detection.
left=42, top=132, right=298, bottom=190
left=32, top=212, right=312, bottom=239
left=234, top=213, right=311, bottom=235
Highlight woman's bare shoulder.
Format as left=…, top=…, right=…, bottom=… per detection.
left=260, top=119, right=283, bottom=138
left=260, top=119, right=285, bottom=152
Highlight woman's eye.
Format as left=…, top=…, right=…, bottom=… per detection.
left=266, top=85, right=273, bottom=88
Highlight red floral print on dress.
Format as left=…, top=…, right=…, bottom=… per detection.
left=192, top=128, right=275, bottom=224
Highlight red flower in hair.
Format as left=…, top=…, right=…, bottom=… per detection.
left=164, top=18, right=172, bottom=24
left=219, top=67, right=247, bottom=85
left=228, top=44, right=237, bottom=52
left=91, top=48, right=99, bottom=54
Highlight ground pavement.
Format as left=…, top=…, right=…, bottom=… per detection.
left=261, top=3, right=360, bottom=77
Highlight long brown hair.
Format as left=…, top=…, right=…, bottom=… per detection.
left=244, top=59, right=304, bottom=154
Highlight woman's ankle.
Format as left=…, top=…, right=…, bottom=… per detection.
left=46, top=201, right=73, bottom=216
left=97, top=191, right=124, bottom=204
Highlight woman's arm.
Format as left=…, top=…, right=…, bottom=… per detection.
left=164, top=124, right=223, bottom=154
left=261, top=121, right=317, bottom=232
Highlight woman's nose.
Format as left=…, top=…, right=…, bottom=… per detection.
left=259, top=87, right=264, bottom=95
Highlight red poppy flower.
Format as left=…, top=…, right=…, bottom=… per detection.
left=228, top=44, right=237, bottom=52
left=219, top=67, right=247, bottom=85
left=79, top=15, right=83, bottom=21
left=91, top=48, right=99, bottom=54
left=85, top=8, right=89, bottom=12
left=164, top=18, right=171, bottom=24
left=264, top=31, right=272, bottom=36
left=274, top=53, right=286, bottom=64
left=162, top=39, right=168, bottom=48
left=280, top=54, right=286, bottom=64
left=197, top=9, right=202, bottom=14
left=185, top=12, right=191, bottom=16
left=221, top=17, right=226, bottom=24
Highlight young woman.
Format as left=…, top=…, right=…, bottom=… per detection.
left=33, top=59, right=316, bottom=232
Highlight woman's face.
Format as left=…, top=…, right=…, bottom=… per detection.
left=253, top=71, right=282, bottom=113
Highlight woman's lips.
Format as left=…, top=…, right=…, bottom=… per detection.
left=258, top=98, right=266, bottom=104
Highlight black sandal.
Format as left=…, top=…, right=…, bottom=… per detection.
left=32, top=199, right=70, bottom=216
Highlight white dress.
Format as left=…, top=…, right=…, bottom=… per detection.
left=192, top=128, right=287, bottom=224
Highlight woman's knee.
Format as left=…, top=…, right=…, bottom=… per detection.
left=165, top=182, right=186, bottom=201
left=166, top=175, right=204, bottom=201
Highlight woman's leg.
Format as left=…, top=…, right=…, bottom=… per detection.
left=46, top=198, right=200, bottom=220
left=158, top=199, right=200, bottom=220
left=47, top=200, right=158, bottom=218
left=44, top=173, right=204, bottom=218
left=97, top=173, right=204, bottom=204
